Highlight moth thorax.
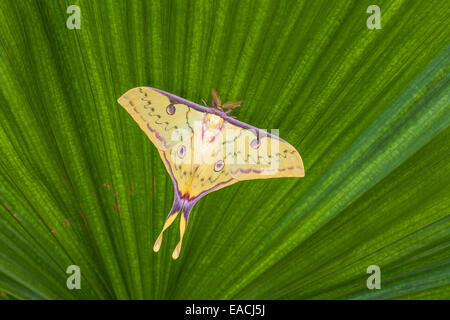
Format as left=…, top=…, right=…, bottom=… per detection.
left=205, top=114, right=224, bottom=130
left=201, top=114, right=223, bottom=146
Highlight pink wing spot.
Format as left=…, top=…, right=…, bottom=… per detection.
left=166, top=104, right=176, bottom=115
left=178, top=145, right=186, bottom=158
left=250, top=138, right=260, bottom=149
left=214, top=159, right=224, bottom=172
left=129, top=100, right=134, bottom=106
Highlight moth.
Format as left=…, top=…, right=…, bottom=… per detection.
left=118, top=87, right=304, bottom=259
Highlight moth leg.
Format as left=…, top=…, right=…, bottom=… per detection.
left=172, top=210, right=190, bottom=260
left=153, top=199, right=183, bottom=252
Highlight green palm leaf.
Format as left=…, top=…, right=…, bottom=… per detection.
left=0, top=0, right=448, bottom=299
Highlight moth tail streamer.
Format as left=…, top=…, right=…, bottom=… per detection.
left=172, top=200, right=196, bottom=260
left=153, top=195, right=183, bottom=253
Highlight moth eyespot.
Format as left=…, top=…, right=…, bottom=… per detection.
left=166, top=104, right=176, bottom=115
left=214, top=159, right=224, bottom=172
left=177, top=145, right=186, bottom=158
left=250, top=138, right=260, bottom=149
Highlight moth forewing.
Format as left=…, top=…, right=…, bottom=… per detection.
left=259, top=134, right=280, bottom=175
left=236, top=128, right=259, bottom=165
left=222, top=125, right=238, bottom=166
